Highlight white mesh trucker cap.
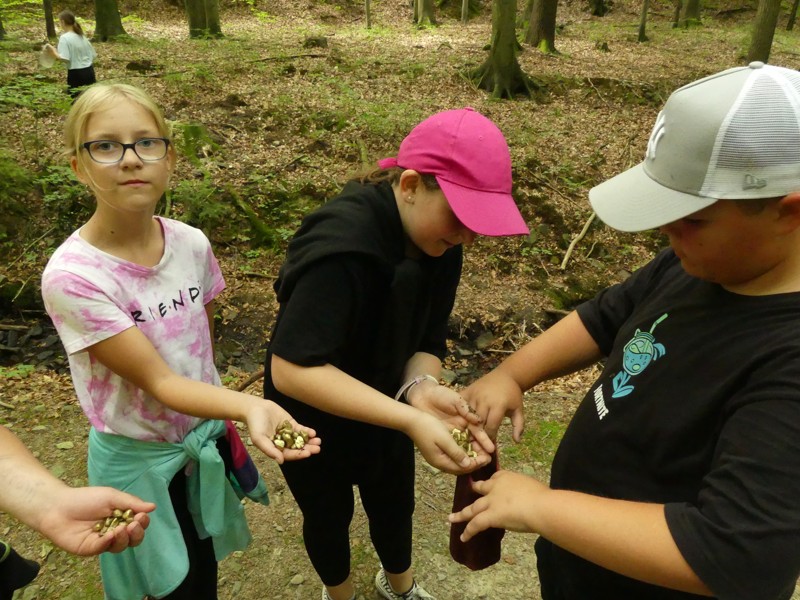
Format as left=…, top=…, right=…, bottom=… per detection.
left=589, top=62, right=800, bottom=232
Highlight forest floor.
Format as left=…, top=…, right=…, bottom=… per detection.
left=1, top=0, right=800, bottom=598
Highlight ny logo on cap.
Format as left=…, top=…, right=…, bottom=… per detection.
left=743, top=174, right=767, bottom=190
left=646, top=112, right=666, bottom=161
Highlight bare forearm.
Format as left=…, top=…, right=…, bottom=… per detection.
left=0, top=426, right=67, bottom=532
left=534, top=489, right=712, bottom=595
left=401, top=352, right=441, bottom=381
left=497, top=311, right=603, bottom=391
left=271, top=355, right=419, bottom=433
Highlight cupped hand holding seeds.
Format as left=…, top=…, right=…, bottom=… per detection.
left=405, top=379, right=495, bottom=457
left=245, top=400, right=321, bottom=464
left=35, top=485, right=155, bottom=556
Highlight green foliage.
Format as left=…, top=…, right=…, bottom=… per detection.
left=0, top=363, right=35, bottom=379
left=0, top=75, right=71, bottom=113
left=0, top=147, right=33, bottom=204
left=502, top=420, right=566, bottom=465
left=170, top=178, right=235, bottom=232
left=35, top=164, right=94, bottom=233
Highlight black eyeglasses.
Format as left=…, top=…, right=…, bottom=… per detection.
left=81, top=138, right=170, bottom=164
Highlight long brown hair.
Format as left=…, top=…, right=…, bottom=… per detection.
left=352, top=166, right=439, bottom=190
left=58, top=10, right=85, bottom=37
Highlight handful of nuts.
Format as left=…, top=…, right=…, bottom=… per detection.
left=93, top=508, right=136, bottom=535
left=452, top=428, right=477, bottom=458
left=272, top=420, right=308, bottom=450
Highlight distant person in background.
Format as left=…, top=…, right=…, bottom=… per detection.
left=44, top=10, right=96, bottom=98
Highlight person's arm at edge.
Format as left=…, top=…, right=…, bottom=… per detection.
left=463, top=311, right=604, bottom=440
left=0, top=425, right=155, bottom=555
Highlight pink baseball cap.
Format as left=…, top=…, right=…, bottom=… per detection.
left=378, top=107, right=529, bottom=236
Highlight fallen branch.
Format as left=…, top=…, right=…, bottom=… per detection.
left=0, top=324, right=29, bottom=331
left=235, top=368, right=265, bottom=392
left=560, top=212, right=596, bottom=270
left=0, top=400, right=15, bottom=410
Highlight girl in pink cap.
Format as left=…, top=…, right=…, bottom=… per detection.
left=264, top=108, right=529, bottom=600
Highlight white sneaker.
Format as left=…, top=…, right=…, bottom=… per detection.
left=375, top=568, right=436, bottom=600
left=321, top=586, right=354, bottom=600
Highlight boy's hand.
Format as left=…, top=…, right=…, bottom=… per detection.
left=448, top=470, right=546, bottom=541
left=462, top=370, right=525, bottom=442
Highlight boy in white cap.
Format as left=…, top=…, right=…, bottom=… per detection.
left=452, top=63, right=800, bottom=599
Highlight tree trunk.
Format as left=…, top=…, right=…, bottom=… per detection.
left=0, top=14, right=5, bottom=41
left=681, top=0, right=701, bottom=27
left=786, top=0, right=798, bottom=30
left=365, top=0, right=372, bottom=28
left=416, top=0, right=437, bottom=26
left=43, top=0, right=56, bottom=39
left=461, top=0, right=469, bottom=23
left=672, top=0, right=682, bottom=27
left=638, top=0, right=650, bottom=41
left=94, top=0, right=127, bottom=41
left=747, top=0, right=781, bottom=62
left=524, top=0, right=557, bottom=53
left=185, top=0, right=223, bottom=38
left=590, top=0, right=609, bottom=17
left=470, top=0, right=541, bottom=99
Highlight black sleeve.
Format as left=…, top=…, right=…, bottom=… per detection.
left=417, top=247, right=462, bottom=360
left=269, top=257, right=359, bottom=367
left=576, top=249, right=677, bottom=356
left=665, top=394, right=800, bottom=600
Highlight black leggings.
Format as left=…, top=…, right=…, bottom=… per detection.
left=66, top=65, right=96, bottom=97
left=280, top=432, right=416, bottom=586
left=154, top=469, right=218, bottom=600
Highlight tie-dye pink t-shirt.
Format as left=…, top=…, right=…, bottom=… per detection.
left=41, top=217, right=226, bottom=442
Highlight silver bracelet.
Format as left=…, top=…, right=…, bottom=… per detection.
left=394, top=374, right=438, bottom=402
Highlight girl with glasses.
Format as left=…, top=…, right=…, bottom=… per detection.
left=41, top=82, right=321, bottom=600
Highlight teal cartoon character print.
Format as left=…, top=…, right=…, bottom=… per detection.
left=612, top=313, right=668, bottom=398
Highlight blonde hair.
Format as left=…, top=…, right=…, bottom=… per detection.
left=64, top=83, right=172, bottom=176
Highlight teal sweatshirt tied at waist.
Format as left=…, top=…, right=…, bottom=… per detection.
left=88, top=420, right=252, bottom=599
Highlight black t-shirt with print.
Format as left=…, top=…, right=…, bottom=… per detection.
left=536, top=249, right=800, bottom=600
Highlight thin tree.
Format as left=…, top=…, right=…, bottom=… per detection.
left=415, top=0, right=436, bottom=26
left=94, top=0, right=126, bottom=40
left=43, top=0, right=56, bottom=39
left=365, top=0, right=371, bottom=28
left=681, top=0, right=701, bottom=27
left=672, top=0, right=682, bottom=27
left=589, top=0, right=609, bottom=16
left=0, top=13, right=5, bottom=41
left=747, top=0, right=781, bottom=62
left=462, top=0, right=469, bottom=23
left=470, top=0, right=541, bottom=99
left=185, top=0, right=222, bottom=38
left=786, top=0, right=798, bottom=30
left=638, top=0, right=651, bottom=41
left=524, top=0, right=557, bottom=53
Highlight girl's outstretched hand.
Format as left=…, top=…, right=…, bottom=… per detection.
left=407, top=412, right=491, bottom=475
left=407, top=381, right=495, bottom=455
left=448, top=470, right=547, bottom=542
left=246, top=401, right=321, bottom=463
